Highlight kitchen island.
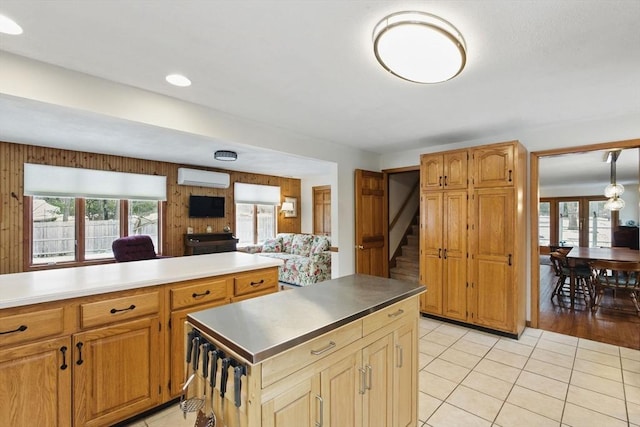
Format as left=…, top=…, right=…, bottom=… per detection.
left=186, top=274, right=425, bottom=427
left=0, top=252, right=282, bottom=427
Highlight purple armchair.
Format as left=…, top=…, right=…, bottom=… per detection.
left=112, top=235, right=162, bottom=262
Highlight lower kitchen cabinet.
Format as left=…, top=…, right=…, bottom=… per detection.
left=393, top=322, right=417, bottom=427
left=261, top=375, right=321, bottom=427
left=0, top=336, right=72, bottom=426
left=260, top=298, right=419, bottom=427
left=73, top=316, right=162, bottom=427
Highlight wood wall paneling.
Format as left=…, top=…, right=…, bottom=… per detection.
left=0, top=141, right=301, bottom=274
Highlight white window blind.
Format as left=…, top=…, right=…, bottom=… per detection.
left=234, top=182, right=280, bottom=205
left=24, top=163, right=167, bottom=200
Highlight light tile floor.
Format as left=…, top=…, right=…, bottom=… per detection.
left=122, top=317, right=640, bottom=427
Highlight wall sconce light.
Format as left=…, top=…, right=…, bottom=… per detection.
left=280, top=202, right=294, bottom=214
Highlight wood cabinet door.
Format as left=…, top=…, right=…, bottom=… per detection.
left=442, top=151, right=468, bottom=190
left=472, top=144, right=515, bottom=188
left=73, top=316, right=162, bottom=427
left=420, top=192, right=443, bottom=314
left=442, top=191, right=468, bottom=321
left=393, top=321, right=417, bottom=427
left=471, top=188, right=515, bottom=332
left=262, top=374, right=321, bottom=427
left=362, top=335, right=393, bottom=427
left=320, top=351, right=363, bottom=427
left=0, top=336, right=71, bottom=426
left=420, top=154, right=443, bottom=191
left=355, top=169, right=388, bottom=277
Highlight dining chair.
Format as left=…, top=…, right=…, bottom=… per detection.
left=589, top=260, right=640, bottom=316
left=549, top=250, right=592, bottom=304
left=112, top=235, right=164, bottom=262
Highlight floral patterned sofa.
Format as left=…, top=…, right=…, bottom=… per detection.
left=239, top=233, right=331, bottom=286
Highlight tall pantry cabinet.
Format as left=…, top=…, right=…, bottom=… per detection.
left=419, top=141, right=527, bottom=337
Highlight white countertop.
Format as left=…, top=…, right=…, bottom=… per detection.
left=0, top=252, right=283, bottom=309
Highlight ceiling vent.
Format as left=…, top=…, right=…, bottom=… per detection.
left=177, top=168, right=230, bottom=189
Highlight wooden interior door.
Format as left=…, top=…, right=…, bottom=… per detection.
left=313, top=185, right=331, bottom=236
left=355, top=169, right=388, bottom=277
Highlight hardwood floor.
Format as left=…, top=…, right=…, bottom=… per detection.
left=539, top=261, right=640, bottom=350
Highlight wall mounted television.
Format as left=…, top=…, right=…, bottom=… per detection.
left=189, top=195, right=225, bottom=218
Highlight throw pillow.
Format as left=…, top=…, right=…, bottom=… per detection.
left=311, top=235, right=330, bottom=254
left=262, top=238, right=282, bottom=253
left=291, top=234, right=314, bottom=257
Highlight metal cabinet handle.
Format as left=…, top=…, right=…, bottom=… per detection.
left=508, top=170, right=512, bottom=182
left=438, top=176, right=442, bottom=187
left=396, top=344, right=403, bottom=368
left=76, top=342, right=84, bottom=365
left=0, top=324, right=27, bottom=335
left=310, top=341, right=336, bottom=355
left=110, top=304, right=136, bottom=314
left=60, top=346, right=68, bottom=370
left=388, top=309, right=404, bottom=318
left=508, top=254, right=512, bottom=266
left=438, top=248, right=441, bottom=259
left=192, top=290, right=211, bottom=298
left=443, top=248, right=448, bottom=259
left=366, top=365, right=372, bottom=390
left=359, top=367, right=367, bottom=395
left=315, top=395, right=324, bottom=427
left=444, top=176, right=448, bottom=186
left=250, top=279, right=265, bottom=287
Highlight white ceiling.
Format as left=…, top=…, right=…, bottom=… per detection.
left=0, top=0, right=639, bottom=179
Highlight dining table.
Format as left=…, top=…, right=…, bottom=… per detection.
left=565, top=247, right=640, bottom=309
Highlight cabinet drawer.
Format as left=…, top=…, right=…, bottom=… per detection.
left=0, top=307, right=65, bottom=347
left=80, top=291, right=159, bottom=329
left=171, top=278, right=228, bottom=310
left=362, top=297, right=417, bottom=336
left=234, top=268, right=278, bottom=297
left=262, top=319, right=362, bottom=387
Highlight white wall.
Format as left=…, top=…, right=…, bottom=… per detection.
left=388, top=171, right=419, bottom=258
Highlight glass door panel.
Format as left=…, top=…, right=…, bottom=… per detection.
left=587, top=200, right=612, bottom=247
left=558, top=201, right=580, bottom=246
left=539, top=202, right=551, bottom=246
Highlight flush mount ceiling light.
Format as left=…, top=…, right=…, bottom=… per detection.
left=373, top=11, right=466, bottom=84
left=0, top=14, right=23, bottom=35
left=214, top=150, right=237, bottom=161
left=165, top=74, right=191, bottom=87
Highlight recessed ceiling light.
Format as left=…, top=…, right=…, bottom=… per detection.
left=165, top=74, right=191, bottom=87
left=0, top=14, right=23, bottom=35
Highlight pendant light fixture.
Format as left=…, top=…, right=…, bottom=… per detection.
left=372, top=11, right=467, bottom=84
left=604, top=150, right=625, bottom=211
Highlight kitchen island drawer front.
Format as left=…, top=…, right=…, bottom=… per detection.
left=262, top=320, right=363, bottom=387
left=170, top=278, right=228, bottom=310
left=80, top=291, right=159, bottom=329
left=0, top=307, right=65, bottom=347
left=362, top=297, right=417, bottom=336
left=234, top=268, right=278, bottom=297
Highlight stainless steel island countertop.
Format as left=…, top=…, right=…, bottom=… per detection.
left=187, top=274, right=425, bottom=363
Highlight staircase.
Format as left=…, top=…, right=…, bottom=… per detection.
left=390, top=219, right=419, bottom=284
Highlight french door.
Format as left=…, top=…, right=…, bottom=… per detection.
left=540, top=196, right=616, bottom=249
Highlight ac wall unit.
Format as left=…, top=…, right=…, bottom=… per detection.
left=177, top=168, right=230, bottom=189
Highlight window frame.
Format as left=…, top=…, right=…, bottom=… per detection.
left=24, top=196, right=164, bottom=271
left=539, top=195, right=618, bottom=250
left=235, top=203, right=277, bottom=246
